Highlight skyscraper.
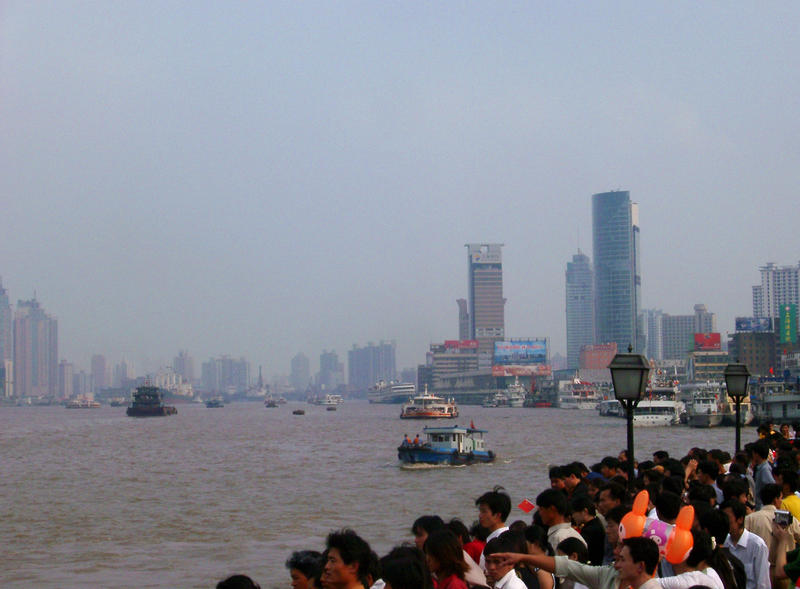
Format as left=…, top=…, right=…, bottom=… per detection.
left=592, top=191, right=641, bottom=351
left=0, top=278, right=11, bottom=362
left=753, top=262, right=800, bottom=325
left=13, top=298, right=58, bottom=397
left=565, top=250, right=595, bottom=370
left=465, top=243, right=505, bottom=357
left=91, top=354, right=107, bottom=390
left=289, top=352, right=311, bottom=392
left=348, top=341, right=396, bottom=393
left=456, top=298, right=470, bottom=341
left=318, top=350, right=344, bottom=391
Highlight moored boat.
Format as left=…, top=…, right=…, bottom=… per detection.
left=205, top=398, right=224, bottom=408
left=397, top=424, right=495, bottom=465
left=292, top=409, right=305, bottom=415
left=126, top=385, right=177, bottom=417
left=368, top=381, right=416, bottom=404
left=558, top=378, right=600, bottom=409
left=400, top=387, right=458, bottom=419
left=684, top=383, right=724, bottom=428
left=66, top=398, right=101, bottom=409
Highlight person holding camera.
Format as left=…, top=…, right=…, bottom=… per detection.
left=745, top=484, right=800, bottom=589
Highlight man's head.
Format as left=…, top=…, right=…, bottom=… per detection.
left=652, top=450, right=669, bottom=465
left=596, top=482, right=626, bottom=516
left=483, top=531, right=519, bottom=584
left=536, top=488, right=569, bottom=526
left=752, top=441, right=770, bottom=465
left=600, top=457, right=620, bottom=479
left=695, top=460, right=719, bottom=486
left=322, top=529, right=372, bottom=589
left=614, top=537, right=660, bottom=586
left=759, top=483, right=783, bottom=508
left=721, top=477, right=749, bottom=505
left=605, top=505, right=630, bottom=552
left=549, top=466, right=566, bottom=490
left=475, top=487, right=511, bottom=532
left=563, top=463, right=584, bottom=492
left=720, top=499, right=746, bottom=540
left=778, top=469, right=799, bottom=497
left=411, top=515, right=445, bottom=550
left=654, top=491, right=682, bottom=523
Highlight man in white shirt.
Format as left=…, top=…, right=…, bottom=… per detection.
left=476, top=487, right=511, bottom=570
left=536, top=488, right=587, bottom=553
left=484, top=532, right=528, bottom=589
left=721, top=499, right=771, bottom=589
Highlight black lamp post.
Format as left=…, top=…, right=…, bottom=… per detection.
left=724, top=362, right=751, bottom=453
left=608, top=348, right=650, bottom=492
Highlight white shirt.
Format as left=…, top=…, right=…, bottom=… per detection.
left=724, top=529, right=770, bottom=589
left=494, top=568, right=528, bottom=589
left=480, top=526, right=510, bottom=569
left=657, top=568, right=724, bottom=589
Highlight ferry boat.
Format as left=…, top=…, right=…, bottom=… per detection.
left=400, top=387, right=458, bottom=419
left=205, top=398, right=224, bottom=408
left=557, top=378, right=600, bottom=410
left=598, top=399, right=622, bottom=416
left=684, top=382, right=724, bottom=428
left=368, top=381, right=416, bottom=404
left=66, top=398, right=101, bottom=409
left=397, top=424, right=495, bottom=465
left=126, top=384, right=177, bottom=417
left=319, top=394, right=344, bottom=407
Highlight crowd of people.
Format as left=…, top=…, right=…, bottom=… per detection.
left=216, top=422, right=800, bottom=589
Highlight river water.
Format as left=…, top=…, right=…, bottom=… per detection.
left=0, top=402, right=742, bottom=588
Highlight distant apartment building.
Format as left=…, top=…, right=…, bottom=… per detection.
left=113, top=360, right=134, bottom=387
left=91, top=354, right=107, bottom=390
left=13, top=298, right=58, bottom=397
left=641, top=309, right=664, bottom=361
left=348, top=341, right=396, bottom=393
left=661, top=304, right=716, bottom=361
left=0, top=278, right=11, bottom=363
left=172, top=350, right=195, bottom=384
left=565, top=250, right=594, bottom=370
left=427, top=340, right=480, bottom=389
left=753, top=262, right=800, bottom=325
left=58, top=360, right=74, bottom=398
left=592, top=191, right=641, bottom=352
left=72, top=370, right=90, bottom=397
left=289, top=352, right=311, bottom=392
left=465, top=244, right=505, bottom=359
left=728, top=331, right=778, bottom=378
left=1, top=359, right=13, bottom=398
left=318, top=350, right=344, bottom=392
left=202, top=355, right=250, bottom=394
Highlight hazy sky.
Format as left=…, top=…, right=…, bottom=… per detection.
left=2, top=2, right=799, bottom=376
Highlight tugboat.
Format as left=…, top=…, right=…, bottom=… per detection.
left=397, top=424, right=495, bottom=465
left=205, top=397, right=224, bottom=408
left=126, top=384, right=177, bottom=417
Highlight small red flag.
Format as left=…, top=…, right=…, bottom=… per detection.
left=518, top=498, right=535, bottom=513
left=470, top=419, right=475, bottom=429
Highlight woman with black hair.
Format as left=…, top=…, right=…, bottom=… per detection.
left=523, top=525, right=555, bottom=589
left=424, top=528, right=470, bottom=589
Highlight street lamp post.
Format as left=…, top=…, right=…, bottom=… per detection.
left=608, top=348, right=650, bottom=493
left=724, top=363, right=751, bottom=453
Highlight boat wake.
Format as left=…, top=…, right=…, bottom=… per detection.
left=399, top=462, right=468, bottom=470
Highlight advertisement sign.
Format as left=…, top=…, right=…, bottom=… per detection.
left=494, top=339, right=547, bottom=365
left=780, top=304, right=797, bottom=344
left=444, top=340, right=479, bottom=350
left=492, top=364, right=552, bottom=377
left=694, top=333, right=721, bottom=351
left=735, top=317, right=772, bottom=332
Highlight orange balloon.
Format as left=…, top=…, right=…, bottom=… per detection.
left=664, top=506, right=695, bottom=564
left=619, top=490, right=649, bottom=539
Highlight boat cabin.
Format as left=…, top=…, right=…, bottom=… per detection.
left=422, top=425, right=487, bottom=454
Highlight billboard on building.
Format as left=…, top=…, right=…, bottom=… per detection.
left=492, top=364, right=552, bottom=377
left=444, top=340, right=479, bottom=350
left=780, top=305, right=797, bottom=344
left=735, top=317, right=772, bottom=332
left=494, top=339, right=547, bottom=365
left=694, top=333, right=721, bottom=351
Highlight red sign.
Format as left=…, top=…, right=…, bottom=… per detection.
left=694, top=333, right=721, bottom=351
left=444, top=340, right=479, bottom=350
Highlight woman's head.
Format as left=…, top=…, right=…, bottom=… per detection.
left=524, top=524, right=553, bottom=556
left=285, top=551, right=322, bottom=589
left=423, top=529, right=468, bottom=579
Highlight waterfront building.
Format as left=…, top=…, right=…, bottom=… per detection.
left=348, top=341, right=396, bottom=394
left=13, top=298, right=58, bottom=397
left=641, top=309, right=664, bottom=361
left=456, top=298, right=470, bottom=341
left=58, top=360, right=74, bottom=399
left=289, top=352, right=311, bottom=392
left=0, top=278, right=11, bottom=363
left=753, top=262, right=800, bottom=326
left=688, top=350, right=729, bottom=383
left=565, top=250, right=595, bottom=370
left=427, top=340, right=480, bottom=389
left=172, top=350, right=194, bottom=384
left=91, top=354, right=107, bottom=390
left=728, top=331, right=778, bottom=378
left=201, top=355, right=250, bottom=394
left=578, top=342, right=617, bottom=383
left=592, top=191, right=641, bottom=352
left=465, top=243, right=505, bottom=358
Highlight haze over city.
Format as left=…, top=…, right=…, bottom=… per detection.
left=2, top=3, right=799, bottom=376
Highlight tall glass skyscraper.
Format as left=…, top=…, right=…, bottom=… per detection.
left=565, top=250, right=594, bottom=370
left=592, top=191, right=641, bottom=352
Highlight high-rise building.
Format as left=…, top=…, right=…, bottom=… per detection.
left=91, top=354, right=107, bottom=390
left=201, top=355, right=249, bottom=394
left=113, top=359, right=134, bottom=387
left=465, top=243, right=505, bottom=357
left=565, top=250, right=595, bottom=370
left=289, top=352, right=311, bottom=392
left=318, top=350, right=344, bottom=391
left=456, top=299, right=470, bottom=341
left=641, top=309, right=664, bottom=361
left=0, top=278, right=11, bottom=362
left=348, top=341, right=396, bottom=393
left=172, top=350, right=194, bottom=383
left=58, top=360, right=74, bottom=398
left=753, top=263, right=800, bottom=328
left=661, top=304, right=716, bottom=361
left=13, top=298, right=58, bottom=397
left=592, top=191, right=641, bottom=351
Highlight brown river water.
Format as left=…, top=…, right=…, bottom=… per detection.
left=0, top=402, right=741, bottom=588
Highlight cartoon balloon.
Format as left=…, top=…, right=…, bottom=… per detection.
left=619, top=490, right=648, bottom=539
left=665, top=505, right=694, bottom=564
left=643, top=518, right=674, bottom=558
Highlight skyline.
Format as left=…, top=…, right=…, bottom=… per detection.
left=2, top=3, right=799, bottom=375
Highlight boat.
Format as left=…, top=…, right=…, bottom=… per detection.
left=205, top=398, right=224, bottom=408
left=400, top=387, right=458, bottom=419
left=108, top=397, right=127, bottom=407
left=126, top=385, right=177, bottom=417
left=483, top=377, right=526, bottom=408
left=318, top=394, right=344, bottom=406
left=397, top=424, right=495, bottom=465
left=368, top=381, right=416, bottom=404
left=684, top=382, right=724, bottom=428
left=326, top=406, right=337, bottom=411
left=557, top=378, right=600, bottom=409
left=597, top=399, right=621, bottom=416
left=265, top=396, right=278, bottom=408
left=292, top=409, right=305, bottom=415
left=631, top=399, right=683, bottom=426
left=66, top=398, right=101, bottom=409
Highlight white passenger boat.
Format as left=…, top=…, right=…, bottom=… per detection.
left=368, top=381, right=416, bottom=404
left=400, top=387, right=458, bottom=419
left=558, top=378, right=600, bottom=409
